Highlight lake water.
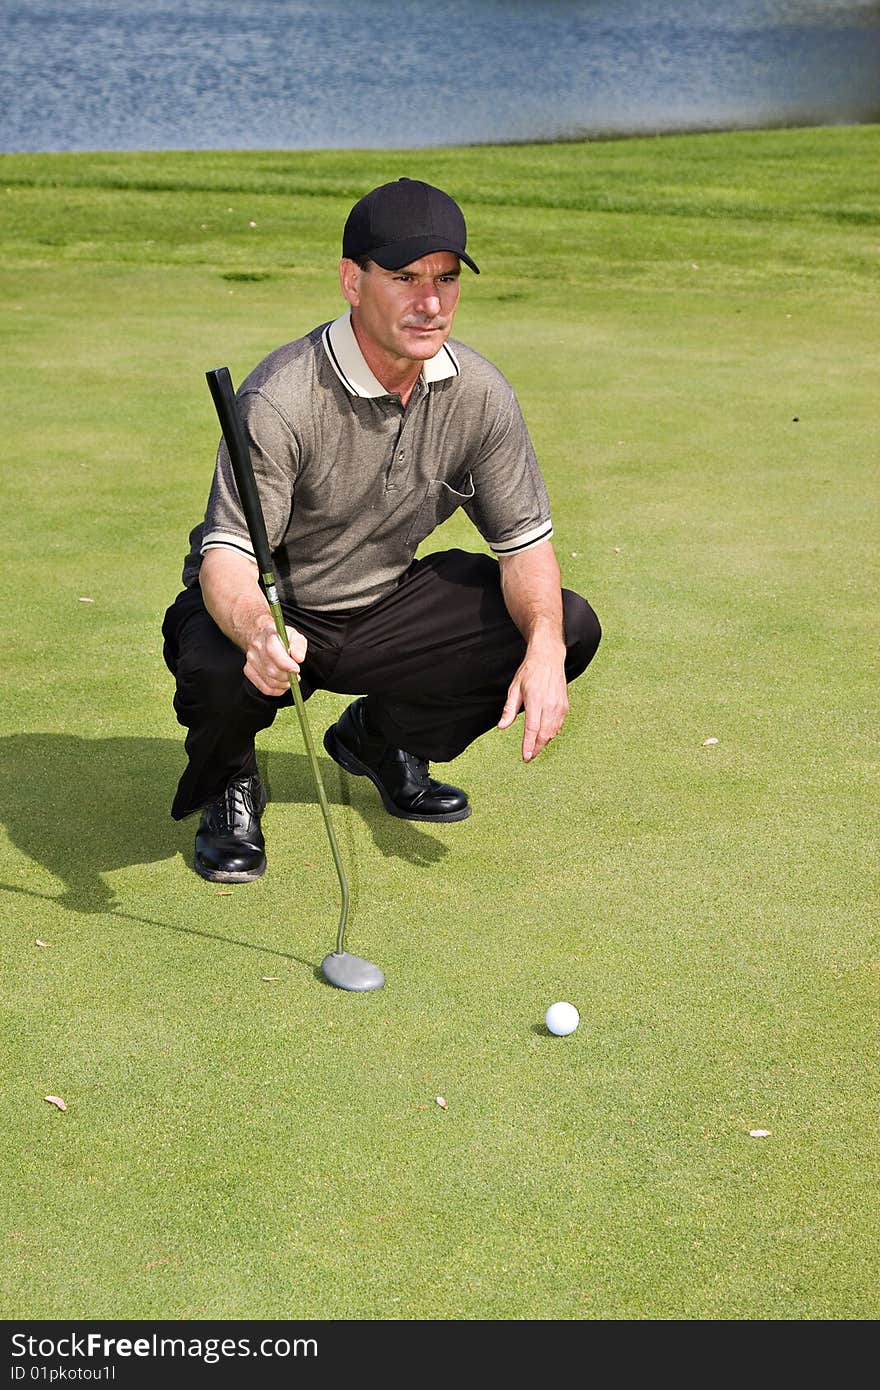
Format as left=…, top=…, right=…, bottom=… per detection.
left=1, top=0, right=878, bottom=153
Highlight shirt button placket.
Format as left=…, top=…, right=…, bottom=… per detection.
left=386, top=391, right=419, bottom=490
left=384, top=399, right=402, bottom=490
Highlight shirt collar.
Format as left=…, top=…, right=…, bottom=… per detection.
left=322, top=311, right=460, bottom=399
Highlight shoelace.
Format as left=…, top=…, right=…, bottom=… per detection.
left=211, top=779, right=259, bottom=835
left=403, top=752, right=431, bottom=786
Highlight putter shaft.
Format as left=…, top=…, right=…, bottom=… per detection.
left=263, top=578, right=349, bottom=955
left=206, top=366, right=350, bottom=957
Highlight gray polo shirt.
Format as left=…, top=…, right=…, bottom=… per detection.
left=182, top=311, right=553, bottom=612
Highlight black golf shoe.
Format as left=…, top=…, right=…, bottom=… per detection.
left=323, top=699, right=471, bottom=823
left=194, top=772, right=268, bottom=882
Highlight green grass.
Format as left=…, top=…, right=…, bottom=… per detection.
left=1, top=126, right=878, bottom=1321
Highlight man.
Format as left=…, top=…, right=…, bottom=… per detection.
left=163, top=177, right=601, bottom=882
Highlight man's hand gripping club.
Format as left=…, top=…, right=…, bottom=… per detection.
left=199, top=548, right=307, bottom=697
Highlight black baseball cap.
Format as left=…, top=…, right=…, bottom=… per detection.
left=342, top=177, right=480, bottom=274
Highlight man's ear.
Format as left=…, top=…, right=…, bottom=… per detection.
left=339, top=258, right=362, bottom=308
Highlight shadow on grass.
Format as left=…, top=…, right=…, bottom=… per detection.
left=0, top=877, right=320, bottom=971
left=0, top=732, right=450, bottom=915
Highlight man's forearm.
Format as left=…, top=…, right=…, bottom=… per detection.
left=498, top=541, right=566, bottom=656
left=497, top=541, right=569, bottom=759
left=199, top=547, right=274, bottom=654
left=199, top=547, right=305, bottom=696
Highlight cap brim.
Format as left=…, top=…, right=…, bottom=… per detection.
left=368, top=235, right=480, bottom=274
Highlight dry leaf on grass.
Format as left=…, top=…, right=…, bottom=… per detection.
left=44, top=1096, right=67, bottom=1112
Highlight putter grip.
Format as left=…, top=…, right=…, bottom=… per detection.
left=205, top=366, right=274, bottom=577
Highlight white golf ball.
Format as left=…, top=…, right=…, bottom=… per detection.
left=545, top=1001, right=579, bottom=1036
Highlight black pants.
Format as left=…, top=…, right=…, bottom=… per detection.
left=162, top=548, right=601, bottom=820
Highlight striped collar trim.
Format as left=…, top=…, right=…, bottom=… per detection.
left=322, top=311, right=460, bottom=398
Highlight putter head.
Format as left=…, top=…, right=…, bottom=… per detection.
left=321, top=951, right=385, bottom=992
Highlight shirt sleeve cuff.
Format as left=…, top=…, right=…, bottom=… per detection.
left=488, top=520, right=554, bottom=557
left=200, top=530, right=257, bottom=561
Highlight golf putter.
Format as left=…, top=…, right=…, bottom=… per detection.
left=205, top=367, right=384, bottom=992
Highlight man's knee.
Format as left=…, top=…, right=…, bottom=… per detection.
left=175, top=650, right=245, bottom=719
left=171, top=607, right=265, bottom=718
left=563, top=590, right=601, bottom=681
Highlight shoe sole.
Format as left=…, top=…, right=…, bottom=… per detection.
left=194, top=857, right=267, bottom=884
left=323, top=727, right=472, bottom=823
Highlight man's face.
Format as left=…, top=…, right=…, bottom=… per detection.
left=340, top=251, right=462, bottom=366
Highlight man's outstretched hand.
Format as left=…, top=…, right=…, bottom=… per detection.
left=497, top=643, right=569, bottom=761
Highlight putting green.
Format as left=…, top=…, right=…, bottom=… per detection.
left=1, top=126, right=877, bottom=1320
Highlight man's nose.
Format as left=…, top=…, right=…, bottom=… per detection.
left=413, top=286, right=441, bottom=316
